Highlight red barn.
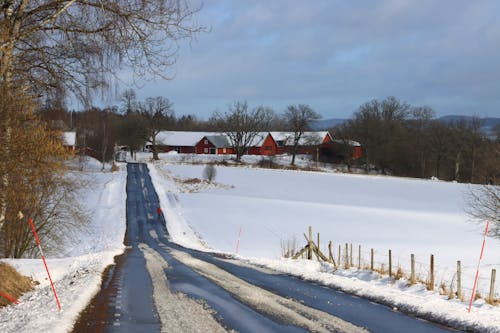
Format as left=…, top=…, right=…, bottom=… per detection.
left=154, top=131, right=210, bottom=153
left=195, top=136, right=235, bottom=154
left=268, top=131, right=333, bottom=155
left=260, top=133, right=278, bottom=155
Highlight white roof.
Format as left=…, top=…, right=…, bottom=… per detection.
left=246, top=132, right=268, bottom=147
left=155, top=131, right=217, bottom=146
left=154, top=131, right=331, bottom=147
left=333, top=139, right=361, bottom=147
left=269, top=131, right=330, bottom=145
left=62, top=132, right=76, bottom=146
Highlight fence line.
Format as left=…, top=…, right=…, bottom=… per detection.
left=294, top=226, right=498, bottom=306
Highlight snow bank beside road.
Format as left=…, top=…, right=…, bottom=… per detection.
left=0, top=162, right=127, bottom=333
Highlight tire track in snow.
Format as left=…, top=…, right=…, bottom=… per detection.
left=167, top=247, right=369, bottom=333
left=138, top=243, right=229, bottom=333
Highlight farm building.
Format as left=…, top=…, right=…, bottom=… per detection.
left=62, top=131, right=76, bottom=151
left=152, top=131, right=211, bottom=153
left=195, top=135, right=235, bottom=155
left=149, top=131, right=361, bottom=159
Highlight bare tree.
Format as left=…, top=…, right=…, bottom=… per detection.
left=407, top=106, right=435, bottom=178
left=139, top=96, right=174, bottom=160
left=1, top=0, right=203, bottom=99
left=0, top=95, right=85, bottom=258
left=121, top=89, right=138, bottom=115
left=467, top=185, right=500, bottom=238
left=339, top=97, right=411, bottom=173
left=284, top=104, right=321, bottom=166
left=210, top=101, right=273, bottom=162
left=118, top=112, right=145, bottom=158
left=0, top=0, right=202, bottom=236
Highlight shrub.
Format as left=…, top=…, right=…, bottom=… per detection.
left=203, top=164, right=217, bottom=183
left=281, top=237, right=298, bottom=258
left=0, top=262, right=34, bottom=307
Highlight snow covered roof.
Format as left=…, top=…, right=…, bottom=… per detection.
left=333, top=139, right=361, bottom=147
left=155, top=131, right=332, bottom=147
left=155, top=131, right=217, bottom=146
left=205, top=135, right=231, bottom=148
left=62, top=131, right=76, bottom=146
left=269, top=131, right=331, bottom=145
left=247, top=132, right=268, bottom=147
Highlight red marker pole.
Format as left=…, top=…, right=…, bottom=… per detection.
left=467, top=220, right=489, bottom=313
left=0, top=291, right=20, bottom=304
left=28, top=218, right=61, bottom=311
left=235, top=227, right=242, bottom=254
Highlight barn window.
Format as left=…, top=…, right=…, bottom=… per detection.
left=204, top=139, right=208, bottom=144
left=204, top=148, right=208, bottom=153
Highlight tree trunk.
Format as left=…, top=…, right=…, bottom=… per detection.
left=455, top=151, right=461, bottom=181
left=0, top=86, right=13, bottom=233
left=236, top=147, right=243, bottom=162
left=149, top=130, right=159, bottom=160
left=435, top=155, right=441, bottom=179
left=471, top=148, right=476, bottom=183
left=101, top=122, right=107, bottom=171
left=152, top=147, right=159, bottom=160
left=291, top=146, right=297, bottom=166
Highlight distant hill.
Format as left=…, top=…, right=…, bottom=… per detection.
left=312, top=115, right=499, bottom=135
left=310, top=118, right=346, bottom=130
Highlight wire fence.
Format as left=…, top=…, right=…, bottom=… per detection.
left=294, top=235, right=498, bottom=304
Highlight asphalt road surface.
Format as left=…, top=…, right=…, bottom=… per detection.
left=72, top=163, right=463, bottom=333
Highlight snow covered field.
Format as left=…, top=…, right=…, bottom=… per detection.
left=1, top=152, right=499, bottom=332
left=0, top=158, right=127, bottom=333
left=147, top=153, right=500, bottom=332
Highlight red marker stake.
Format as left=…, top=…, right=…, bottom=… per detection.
left=468, top=220, right=489, bottom=313
left=28, top=218, right=62, bottom=311
left=0, top=291, right=20, bottom=304
left=235, top=227, right=242, bottom=254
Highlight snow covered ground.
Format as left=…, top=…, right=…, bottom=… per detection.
left=145, top=152, right=500, bottom=332
left=1, top=152, right=499, bottom=332
left=0, top=157, right=127, bottom=333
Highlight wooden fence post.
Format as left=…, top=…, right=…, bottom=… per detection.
left=370, top=248, right=374, bottom=271
left=350, top=243, right=353, bottom=267
left=410, top=254, right=415, bottom=285
left=389, top=249, right=392, bottom=278
left=489, top=269, right=496, bottom=304
left=345, top=243, right=349, bottom=269
left=457, top=261, right=462, bottom=300
left=308, top=226, right=312, bottom=260
left=338, top=245, right=341, bottom=268
left=428, top=254, right=434, bottom=291
left=315, top=233, right=321, bottom=262
left=358, top=245, right=361, bottom=269
left=328, top=241, right=333, bottom=263
left=317, top=233, right=320, bottom=256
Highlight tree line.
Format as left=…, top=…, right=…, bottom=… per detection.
left=41, top=93, right=498, bottom=186
left=335, top=97, right=499, bottom=185
left=39, top=91, right=322, bottom=165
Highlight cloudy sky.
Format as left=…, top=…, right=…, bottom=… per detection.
left=129, top=0, right=500, bottom=119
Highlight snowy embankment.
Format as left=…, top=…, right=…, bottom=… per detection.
left=0, top=158, right=127, bottom=333
left=147, top=154, right=500, bottom=332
